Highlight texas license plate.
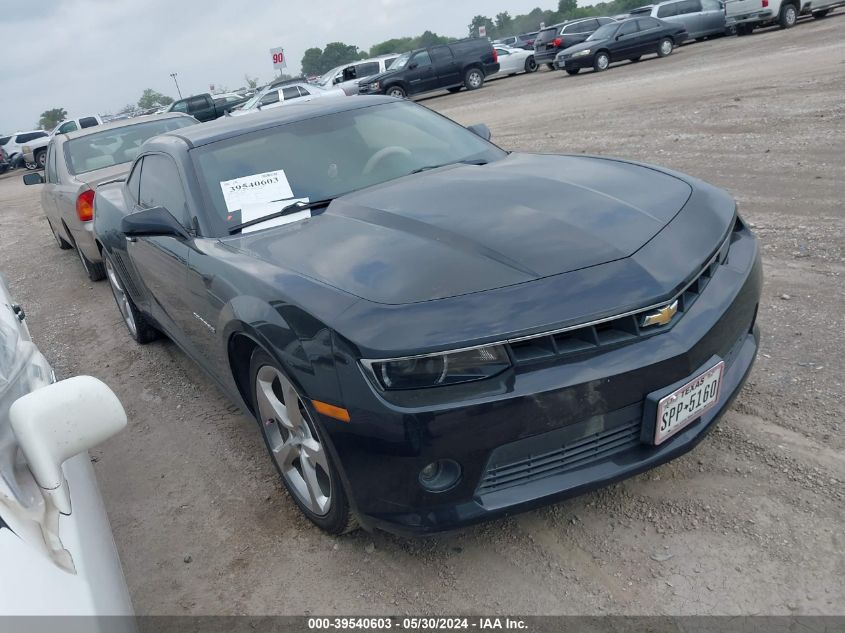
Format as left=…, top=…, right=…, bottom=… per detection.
left=654, top=361, right=724, bottom=445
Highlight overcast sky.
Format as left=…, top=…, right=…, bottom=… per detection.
left=0, top=0, right=561, bottom=132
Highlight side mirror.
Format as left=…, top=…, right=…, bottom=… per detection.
left=467, top=123, right=492, bottom=141
left=10, top=376, right=127, bottom=515
left=408, top=62, right=419, bottom=70
left=23, top=172, right=43, bottom=185
left=121, top=206, right=190, bottom=240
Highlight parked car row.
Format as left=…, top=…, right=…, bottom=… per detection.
left=21, top=93, right=761, bottom=539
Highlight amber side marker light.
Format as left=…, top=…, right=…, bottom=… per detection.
left=312, top=399, right=351, bottom=422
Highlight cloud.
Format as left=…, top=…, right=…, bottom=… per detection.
left=0, top=0, right=552, bottom=131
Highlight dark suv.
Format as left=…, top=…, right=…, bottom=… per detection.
left=358, top=38, right=499, bottom=99
left=534, top=17, right=617, bottom=68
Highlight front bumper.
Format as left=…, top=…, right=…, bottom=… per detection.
left=555, top=54, right=594, bottom=71
left=324, top=227, right=762, bottom=535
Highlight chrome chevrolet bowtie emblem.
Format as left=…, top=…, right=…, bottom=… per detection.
left=641, top=300, right=678, bottom=328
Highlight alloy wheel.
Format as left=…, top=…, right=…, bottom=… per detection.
left=467, top=71, right=483, bottom=88
left=660, top=40, right=673, bottom=56
left=785, top=5, right=797, bottom=25
left=255, top=366, right=332, bottom=517
left=105, top=257, right=137, bottom=336
left=597, top=54, right=609, bottom=71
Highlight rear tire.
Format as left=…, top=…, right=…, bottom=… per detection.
left=464, top=68, right=484, bottom=90
left=104, top=254, right=159, bottom=344
left=778, top=2, right=798, bottom=28
left=565, top=68, right=580, bottom=75
left=48, top=219, right=72, bottom=250
left=524, top=56, right=538, bottom=73
left=249, top=348, right=358, bottom=535
left=76, top=244, right=106, bottom=281
left=812, top=8, right=830, bottom=17
left=593, top=51, right=610, bottom=72
left=657, top=37, right=674, bottom=57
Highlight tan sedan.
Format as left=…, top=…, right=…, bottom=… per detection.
left=23, top=113, right=196, bottom=280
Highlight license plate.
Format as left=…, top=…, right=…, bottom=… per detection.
left=654, top=361, right=724, bottom=445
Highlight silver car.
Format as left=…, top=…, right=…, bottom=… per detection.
left=23, top=113, right=196, bottom=281
left=631, top=0, right=727, bottom=39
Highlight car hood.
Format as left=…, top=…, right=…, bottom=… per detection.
left=561, top=40, right=603, bottom=55
left=362, top=68, right=402, bottom=86
left=226, top=153, right=693, bottom=305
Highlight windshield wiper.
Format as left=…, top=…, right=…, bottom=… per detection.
left=409, top=158, right=488, bottom=175
left=228, top=198, right=334, bottom=234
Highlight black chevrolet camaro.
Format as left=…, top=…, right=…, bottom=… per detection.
left=93, top=97, right=761, bottom=535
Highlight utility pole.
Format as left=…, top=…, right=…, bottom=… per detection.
left=170, top=73, right=182, bottom=99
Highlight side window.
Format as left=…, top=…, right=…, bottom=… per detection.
left=412, top=51, right=432, bottom=67
left=638, top=17, right=662, bottom=29
left=678, top=0, right=702, bottom=12
left=58, top=121, right=78, bottom=134
left=572, top=19, right=599, bottom=32
left=138, top=154, right=189, bottom=226
left=281, top=86, right=301, bottom=101
left=430, top=46, right=453, bottom=62
left=126, top=159, right=142, bottom=203
left=79, top=117, right=99, bottom=129
left=701, top=0, right=722, bottom=8
left=495, top=47, right=509, bottom=56
left=187, top=96, right=208, bottom=113
left=171, top=100, right=188, bottom=113
left=658, top=2, right=679, bottom=16
left=260, top=91, right=280, bottom=106
left=618, top=21, right=639, bottom=36
left=297, top=86, right=311, bottom=96
left=385, top=57, right=398, bottom=69
left=598, top=17, right=615, bottom=24
left=355, top=62, right=380, bottom=76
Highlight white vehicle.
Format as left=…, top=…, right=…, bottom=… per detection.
left=22, top=116, right=103, bottom=169
left=1, top=130, right=49, bottom=165
left=230, top=81, right=345, bottom=117
left=0, top=276, right=133, bottom=618
left=725, top=0, right=839, bottom=32
left=490, top=45, right=538, bottom=77
left=316, top=55, right=399, bottom=95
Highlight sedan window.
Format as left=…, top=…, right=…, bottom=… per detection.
left=637, top=17, right=663, bottom=29
left=281, top=87, right=301, bottom=101
left=618, top=21, right=640, bottom=36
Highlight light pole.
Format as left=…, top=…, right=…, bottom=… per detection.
left=170, top=73, right=182, bottom=99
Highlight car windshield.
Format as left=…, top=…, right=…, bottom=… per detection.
left=388, top=52, right=412, bottom=70
left=192, top=101, right=507, bottom=236
left=588, top=23, right=619, bottom=40
left=64, top=117, right=196, bottom=175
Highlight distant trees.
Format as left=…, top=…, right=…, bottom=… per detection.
left=468, top=15, right=496, bottom=37
left=38, top=108, right=67, bottom=130
left=138, top=89, right=173, bottom=110
left=300, top=42, right=367, bottom=76
left=368, top=31, right=450, bottom=57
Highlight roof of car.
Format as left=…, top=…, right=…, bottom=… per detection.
left=61, top=113, right=195, bottom=140
left=160, top=96, right=397, bottom=149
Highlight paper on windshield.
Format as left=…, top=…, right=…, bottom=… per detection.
left=240, top=198, right=310, bottom=234
left=220, top=170, right=294, bottom=212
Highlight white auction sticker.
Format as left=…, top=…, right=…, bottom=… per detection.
left=220, top=170, right=294, bottom=211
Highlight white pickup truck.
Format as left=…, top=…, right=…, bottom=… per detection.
left=21, top=115, right=102, bottom=169
left=726, top=0, right=841, bottom=33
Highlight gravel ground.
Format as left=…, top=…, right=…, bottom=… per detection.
left=0, top=15, right=843, bottom=616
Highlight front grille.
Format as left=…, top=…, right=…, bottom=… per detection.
left=477, top=412, right=642, bottom=495
left=506, top=231, right=733, bottom=367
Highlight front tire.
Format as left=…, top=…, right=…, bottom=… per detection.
left=249, top=348, right=357, bottom=535
left=35, top=149, right=47, bottom=170
left=779, top=3, right=798, bottom=27
left=657, top=37, right=674, bottom=57
left=104, top=254, right=159, bottom=344
left=386, top=85, right=406, bottom=99
left=593, top=51, right=610, bottom=72
left=524, top=56, right=538, bottom=73
left=464, top=67, right=484, bottom=90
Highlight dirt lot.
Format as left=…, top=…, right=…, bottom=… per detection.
left=0, top=15, right=843, bottom=616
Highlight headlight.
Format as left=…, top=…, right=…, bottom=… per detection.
left=363, top=345, right=510, bottom=390
left=573, top=49, right=591, bottom=57
left=368, top=81, right=380, bottom=91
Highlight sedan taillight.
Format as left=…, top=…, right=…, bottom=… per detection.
left=76, top=189, right=94, bottom=222
left=553, top=37, right=563, bottom=47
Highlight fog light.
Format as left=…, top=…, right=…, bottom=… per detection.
left=418, top=459, right=461, bottom=492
